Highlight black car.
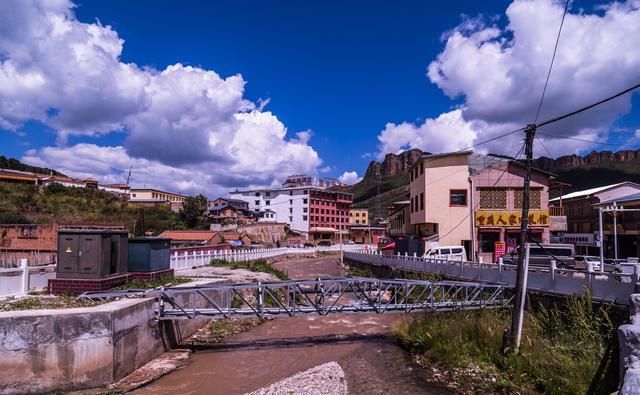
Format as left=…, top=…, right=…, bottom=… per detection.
left=317, top=240, right=333, bottom=247
left=303, top=242, right=315, bottom=248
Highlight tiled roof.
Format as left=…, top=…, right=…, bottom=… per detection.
left=158, top=230, right=218, bottom=241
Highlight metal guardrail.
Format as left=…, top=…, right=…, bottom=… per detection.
left=345, top=250, right=639, bottom=305
left=80, top=277, right=513, bottom=320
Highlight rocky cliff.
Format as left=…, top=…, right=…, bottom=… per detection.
left=364, top=149, right=423, bottom=178
left=533, top=149, right=640, bottom=171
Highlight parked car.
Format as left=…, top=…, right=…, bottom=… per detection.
left=342, top=240, right=355, bottom=245
left=317, top=240, right=333, bottom=247
left=501, top=243, right=574, bottom=268
left=424, top=246, right=467, bottom=261
left=303, top=242, right=315, bottom=248
left=574, top=255, right=601, bottom=271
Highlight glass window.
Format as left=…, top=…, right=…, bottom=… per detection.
left=254, top=200, right=259, bottom=205
left=479, top=232, right=500, bottom=253
left=290, top=199, right=293, bottom=205
left=303, top=215, right=307, bottom=221
left=255, top=192, right=260, bottom=197
left=303, top=207, right=308, bottom=213
left=420, top=193, right=424, bottom=210
left=266, top=192, right=271, bottom=197
left=265, top=200, right=270, bottom=205
left=303, top=198, right=308, bottom=204
left=450, top=190, right=467, bottom=206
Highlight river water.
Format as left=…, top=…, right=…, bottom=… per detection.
left=134, top=256, right=453, bottom=395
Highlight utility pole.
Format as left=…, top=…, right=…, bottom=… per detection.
left=510, top=124, right=536, bottom=352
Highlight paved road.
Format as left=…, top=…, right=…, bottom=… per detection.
left=135, top=256, right=452, bottom=395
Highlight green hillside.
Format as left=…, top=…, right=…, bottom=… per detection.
left=551, top=160, right=640, bottom=195
left=350, top=173, right=409, bottom=204
left=0, top=182, right=184, bottom=234
left=0, top=155, right=64, bottom=176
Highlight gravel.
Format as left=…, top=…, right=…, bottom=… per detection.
left=246, top=362, right=348, bottom=395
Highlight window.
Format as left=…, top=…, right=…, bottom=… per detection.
left=266, top=192, right=271, bottom=197
left=303, top=207, right=308, bottom=213
left=514, top=189, right=541, bottom=209
left=289, top=216, right=293, bottom=222
left=289, top=190, right=293, bottom=196
left=450, top=190, right=467, bottom=206
left=303, top=215, right=308, bottom=221
left=479, top=188, right=506, bottom=209
left=289, top=208, right=293, bottom=214
left=420, top=192, right=424, bottom=210
left=355, top=212, right=359, bottom=217
left=303, top=198, right=308, bottom=204
left=356, top=220, right=360, bottom=224
left=304, top=190, right=308, bottom=195
left=420, top=162, right=424, bottom=175
left=411, top=197, right=414, bottom=212
left=290, top=199, right=293, bottom=205
left=254, top=200, right=259, bottom=205
left=132, top=193, right=136, bottom=197
left=255, top=192, right=260, bottom=197
left=265, top=200, right=270, bottom=206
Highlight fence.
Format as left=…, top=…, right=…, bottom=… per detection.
left=0, top=259, right=57, bottom=298
left=170, top=244, right=371, bottom=271
left=0, top=252, right=56, bottom=268
left=344, top=250, right=640, bottom=306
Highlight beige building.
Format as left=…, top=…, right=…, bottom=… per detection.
left=409, top=152, right=472, bottom=250
left=129, top=188, right=188, bottom=212
left=350, top=208, right=369, bottom=225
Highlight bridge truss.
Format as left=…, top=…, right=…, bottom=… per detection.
left=81, top=277, right=513, bottom=320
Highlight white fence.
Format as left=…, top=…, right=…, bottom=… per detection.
left=344, top=250, right=640, bottom=306
left=0, top=259, right=57, bottom=298
left=170, top=244, right=372, bottom=271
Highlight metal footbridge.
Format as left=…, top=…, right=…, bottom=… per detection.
left=80, top=277, right=513, bottom=320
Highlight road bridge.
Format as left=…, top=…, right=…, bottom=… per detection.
left=80, top=277, right=512, bottom=320
left=345, top=250, right=640, bottom=306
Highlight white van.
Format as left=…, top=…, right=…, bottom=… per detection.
left=424, top=246, right=467, bottom=261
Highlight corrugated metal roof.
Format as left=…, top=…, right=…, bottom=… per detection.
left=549, top=182, right=634, bottom=202
left=597, top=192, right=640, bottom=205
left=158, top=230, right=218, bottom=241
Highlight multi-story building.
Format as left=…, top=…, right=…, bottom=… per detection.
left=549, top=182, right=640, bottom=256
left=349, top=208, right=369, bottom=225
left=229, top=175, right=352, bottom=240
left=387, top=200, right=410, bottom=237
left=209, top=198, right=249, bottom=211
left=470, top=161, right=554, bottom=263
left=129, top=188, right=189, bottom=212
left=593, top=191, right=640, bottom=258
left=407, top=151, right=557, bottom=262
left=409, top=151, right=473, bottom=250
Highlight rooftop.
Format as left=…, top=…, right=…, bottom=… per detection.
left=597, top=192, right=640, bottom=206
left=158, top=230, right=219, bottom=241
left=549, top=182, right=640, bottom=202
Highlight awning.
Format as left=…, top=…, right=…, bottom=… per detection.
left=381, top=242, right=395, bottom=250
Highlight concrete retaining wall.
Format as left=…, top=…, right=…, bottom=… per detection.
left=0, top=280, right=227, bottom=394
left=619, top=295, right=640, bottom=394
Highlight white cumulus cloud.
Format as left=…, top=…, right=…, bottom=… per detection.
left=377, top=0, right=640, bottom=158
left=0, top=0, right=323, bottom=196
left=338, top=171, right=362, bottom=185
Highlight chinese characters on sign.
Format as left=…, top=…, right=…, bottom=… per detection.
left=494, top=241, right=506, bottom=259
left=475, top=210, right=549, bottom=227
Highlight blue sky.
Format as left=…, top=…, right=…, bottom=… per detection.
left=1, top=0, right=639, bottom=195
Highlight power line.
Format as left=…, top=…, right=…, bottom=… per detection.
left=535, top=136, right=554, bottom=158
left=536, top=82, right=640, bottom=128
left=533, top=0, right=570, bottom=124
left=437, top=144, right=526, bottom=242
left=537, top=131, right=639, bottom=148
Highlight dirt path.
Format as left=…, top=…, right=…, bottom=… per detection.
left=134, top=256, right=452, bottom=395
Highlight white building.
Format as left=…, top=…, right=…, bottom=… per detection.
left=230, top=186, right=311, bottom=235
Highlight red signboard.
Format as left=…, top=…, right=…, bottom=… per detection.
left=494, top=241, right=506, bottom=260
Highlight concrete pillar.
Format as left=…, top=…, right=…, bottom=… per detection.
left=21, top=258, right=29, bottom=294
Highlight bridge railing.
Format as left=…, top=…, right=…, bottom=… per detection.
left=0, top=259, right=57, bottom=297
left=170, top=244, right=374, bottom=271
left=345, top=250, right=639, bottom=305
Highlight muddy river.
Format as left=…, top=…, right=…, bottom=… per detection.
left=134, top=256, right=453, bottom=395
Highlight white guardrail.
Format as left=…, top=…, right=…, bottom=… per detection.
left=170, top=244, right=374, bottom=271
left=0, top=259, right=57, bottom=298
left=344, top=250, right=640, bottom=306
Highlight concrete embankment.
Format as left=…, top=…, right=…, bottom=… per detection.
left=0, top=280, right=227, bottom=394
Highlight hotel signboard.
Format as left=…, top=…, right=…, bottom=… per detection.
left=475, top=210, right=549, bottom=227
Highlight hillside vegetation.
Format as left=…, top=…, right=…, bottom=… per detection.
left=551, top=160, right=640, bottom=194
left=0, top=182, right=184, bottom=234
left=0, top=155, right=64, bottom=176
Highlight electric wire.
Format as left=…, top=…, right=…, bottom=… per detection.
left=533, top=0, right=570, bottom=124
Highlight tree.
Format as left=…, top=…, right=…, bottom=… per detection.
left=179, top=194, right=209, bottom=229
